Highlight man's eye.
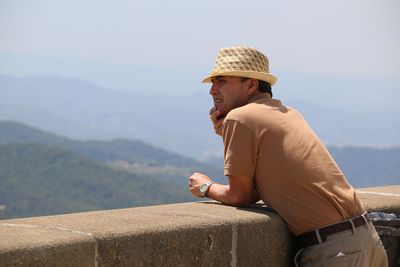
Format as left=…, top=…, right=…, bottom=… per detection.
left=212, top=78, right=226, bottom=86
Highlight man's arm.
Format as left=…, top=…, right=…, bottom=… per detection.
left=189, top=172, right=260, bottom=207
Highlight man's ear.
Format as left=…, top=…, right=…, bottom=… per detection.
left=247, top=79, right=259, bottom=95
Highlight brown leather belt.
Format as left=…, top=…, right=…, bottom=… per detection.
left=296, top=212, right=371, bottom=250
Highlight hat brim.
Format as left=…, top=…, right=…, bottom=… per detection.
left=202, top=70, right=277, bottom=86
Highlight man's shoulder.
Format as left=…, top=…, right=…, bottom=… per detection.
left=225, top=100, right=304, bottom=127
left=226, top=98, right=282, bottom=120
left=225, top=104, right=254, bottom=121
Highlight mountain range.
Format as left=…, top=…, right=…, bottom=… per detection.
left=1, top=73, right=399, bottom=159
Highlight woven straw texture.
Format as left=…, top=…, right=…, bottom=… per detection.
left=202, top=46, right=277, bottom=85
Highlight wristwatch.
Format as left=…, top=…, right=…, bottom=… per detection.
left=200, top=181, right=215, bottom=198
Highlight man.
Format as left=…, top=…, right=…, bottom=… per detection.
left=188, top=46, right=388, bottom=266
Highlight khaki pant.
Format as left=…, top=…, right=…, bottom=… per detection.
left=294, top=222, right=388, bottom=267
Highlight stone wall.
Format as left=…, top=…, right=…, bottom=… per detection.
left=0, top=185, right=399, bottom=267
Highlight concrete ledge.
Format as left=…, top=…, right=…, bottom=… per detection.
left=0, top=224, right=95, bottom=267
left=0, top=185, right=399, bottom=267
left=0, top=202, right=293, bottom=267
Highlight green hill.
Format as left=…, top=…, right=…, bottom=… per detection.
left=0, top=143, right=194, bottom=219
left=0, top=120, right=225, bottom=185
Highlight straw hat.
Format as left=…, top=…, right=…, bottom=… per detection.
left=202, top=46, right=277, bottom=85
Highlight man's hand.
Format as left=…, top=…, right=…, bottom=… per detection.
left=189, top=172, right=212, bottom=198
left=209, top=107, right=223, bottom=136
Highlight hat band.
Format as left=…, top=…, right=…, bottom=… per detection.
left=202, top=70, right=277, bottom=85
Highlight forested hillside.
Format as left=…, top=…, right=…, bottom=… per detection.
left=0, top=143, right=193, bottom=219
left=0, top=121, right=225, bottom=185
left=0, top=121, right=225, bottom=219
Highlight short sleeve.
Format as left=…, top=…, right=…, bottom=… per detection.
left=223, top=119, right=258, bottom=177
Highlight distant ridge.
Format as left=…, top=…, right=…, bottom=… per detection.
left=0, top=120, right=212, bottom=169
left=1, top=74, right=398, bottom=158
left=328, top=146, right=400, bottom=188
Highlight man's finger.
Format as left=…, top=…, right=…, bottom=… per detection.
left=209, top=107, right=216, bottom=115
left=210, top=110, right=221, bottom=123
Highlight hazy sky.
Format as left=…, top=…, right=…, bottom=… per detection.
left=0, top=0, right=399, bottom=94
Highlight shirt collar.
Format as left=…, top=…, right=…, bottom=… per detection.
left=248, top=93, right=283, bottom=107
left=248, top=93, right=272, bottom=103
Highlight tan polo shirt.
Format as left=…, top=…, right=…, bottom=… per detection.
left=222, top=93, right=364, bottom=236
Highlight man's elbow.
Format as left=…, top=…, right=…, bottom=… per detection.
left=229, top=195, right=254, bottom=207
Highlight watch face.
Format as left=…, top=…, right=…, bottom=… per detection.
left=200, top=183, right=208, bottom=193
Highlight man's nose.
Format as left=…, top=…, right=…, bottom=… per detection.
left=209, top=84, right=219, bottom=95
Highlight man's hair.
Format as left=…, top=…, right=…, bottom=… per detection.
left=241, top=78, right=273, bottom=97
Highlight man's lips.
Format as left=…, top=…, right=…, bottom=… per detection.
left=213, top=98, right=223, bottom=104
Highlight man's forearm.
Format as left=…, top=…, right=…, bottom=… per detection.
left=207, top=183, right=260, bottom=207
left=188, top=173, right=259, bottom=206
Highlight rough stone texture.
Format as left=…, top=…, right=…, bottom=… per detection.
left=96, top=224, right=233, bottom=267
left=0, top=224, right=95, bottom=267
left=236, top=214, right=294, bottom=267
left=0, top=186, right=399, bottom=267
